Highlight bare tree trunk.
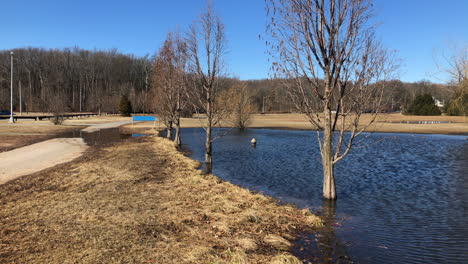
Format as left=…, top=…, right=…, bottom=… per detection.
left=27, top=70, right=32, bottom=112
left=39, top=74, right=44, bottom=101
left=174, top=93, right=182, bottom=147
left=19, top=81, right=22, bottom=116
left=174, top=124, right=181, bottom=147
left=79, top=81, right=82, bottom=112
left=204, top=90, right=213, bottom=172
left=322, top=108, right=336, bottom=200
left=166, top=121, right=173, bottom=139
left=205, top=126, right=212, bottom=173
left=144, top=67, right=149, bottom=114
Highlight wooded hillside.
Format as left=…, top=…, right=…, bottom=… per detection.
left=0, top=47, right=454, bottom=114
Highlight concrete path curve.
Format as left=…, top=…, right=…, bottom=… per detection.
left=0, top=138, right=87, bottom=185
left=0, top=119, right=135, bottom=185
left=81, top=120, right=133, bottom=133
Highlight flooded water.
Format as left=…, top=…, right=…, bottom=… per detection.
left=56, top=128, right=144, bottom=147
left=180, top=128, right=468, bottom=264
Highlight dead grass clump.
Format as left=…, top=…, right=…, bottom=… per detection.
left=263, top=234, right=293, bottom=250
left=270, top=254, right=303, bottom=264
left=0, top=135, right=322, bottom=263
left=236, top=238, right=258, bottom=252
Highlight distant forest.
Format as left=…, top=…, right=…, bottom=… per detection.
left=0, top=48, right=151, bottom=114
left=0, top=47, right=455, bottom=114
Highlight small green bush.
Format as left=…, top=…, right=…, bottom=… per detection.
left=119, top=95, right=133, bottom=117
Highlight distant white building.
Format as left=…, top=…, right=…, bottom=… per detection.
left=433, top=97, right=444, bottom=108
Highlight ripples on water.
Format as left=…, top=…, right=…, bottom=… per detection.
left=180, top=128, right=468, bottom=264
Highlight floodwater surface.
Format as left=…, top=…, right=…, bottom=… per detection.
left=180, top=128, right=468, bottom=264
left=57, top=128, right=142, bottom=147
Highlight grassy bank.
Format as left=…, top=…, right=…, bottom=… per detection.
left=157, top=113, right=466, bottom=135
left=0, top=135, right=321, bottom=263
left=246, top=113, right=467, bottom=135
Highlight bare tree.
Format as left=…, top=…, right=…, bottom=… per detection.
left=219, top=82, right=255, bottom=129
left=50, top=93, right=68, bottom=125
left=172, top=32, right=189, bottom=147
left=152, top=31, right=189, bottom=146
left=266, top=0, right=397, bottom=200
left=152, top=36, right=176, bottom=139
left=443, top=44, right=467, bottom=116
left=442, top=44, right=468, bottom=85
left=187, top=3, right=228, bottom=172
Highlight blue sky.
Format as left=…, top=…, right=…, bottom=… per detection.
left=1, top=0, right=466, bottom=83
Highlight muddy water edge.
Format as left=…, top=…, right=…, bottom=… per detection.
left=54, top=127, right=150, bottom=147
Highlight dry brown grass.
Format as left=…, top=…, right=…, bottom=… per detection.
left=0, top=115, right=127, bottom=133
left=248, top=113, right=467, bottom=134
left=0, top=121, right=83, bottom=134
left=0, top=135, right=52, bottom=153
left=167, top=113, right=467, bottom=135
left=64, top=115, right=130, bottom=124
left=0, top=121, right=85, bottom=152
left=0, top=135, right=321, bottom=263
left=5, top=113, right=466, bottom=135
left=127, top=113, right=467, bottom=134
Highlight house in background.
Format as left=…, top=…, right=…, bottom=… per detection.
left=433, top=97, right=444, bottom=108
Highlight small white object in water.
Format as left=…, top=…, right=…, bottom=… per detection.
left=251, top=138, right=257, bottom=145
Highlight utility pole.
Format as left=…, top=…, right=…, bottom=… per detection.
left=9, top=51, right=15, bottom=123
left=79, top=83, right=82, bottom=112
left=262, top=96, right=265, bottom=114
left=19, top=80, right=22, bottom=116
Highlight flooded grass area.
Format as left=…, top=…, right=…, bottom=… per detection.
left=53, top=127, right=152, bottom=147
left=55, top=128, right=131, bottom=147
left=0, top=127, right=142, bottom=153
left=180, top=128, right=468, bottom=263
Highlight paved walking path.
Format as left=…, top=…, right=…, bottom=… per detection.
left=0, top=138, right=87, bottom=185
left=0, top=120, right=133, bottom=185
left=81, top=120, right=133, bottom=132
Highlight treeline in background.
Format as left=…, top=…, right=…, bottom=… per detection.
left=0, top=48, right=151, bottom=114
left=0, top=47, right=461, bottom=115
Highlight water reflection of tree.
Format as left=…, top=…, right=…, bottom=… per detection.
left=293, top=200, right=352, bottom=264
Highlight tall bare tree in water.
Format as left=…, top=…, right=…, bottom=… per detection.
left=152, top=31, right=188, bottom=146
left=266, top=0, right=397, bottom=200
left=187, top=3, right=228, bottom=172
